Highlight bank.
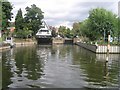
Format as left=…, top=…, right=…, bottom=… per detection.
left=75, top=42, right=120, bottom=54
left=1, top=38, right=120, bottom=54
left=52, top=38, right=120, bottom=54
left=0, top=40, right=37, bottom=52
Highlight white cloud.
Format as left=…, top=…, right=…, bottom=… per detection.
left=9, top=0, right=119, bottom=28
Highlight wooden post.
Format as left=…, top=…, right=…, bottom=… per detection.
left=107, top=34, right=110, bottom=52
left=106, top=33, right=110, bottom=62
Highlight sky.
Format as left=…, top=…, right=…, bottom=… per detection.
left=9, top=0, right=119, bottom=28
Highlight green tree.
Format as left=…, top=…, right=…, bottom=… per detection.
left=22, top=26, right=33, bottom=38
left=58, top=26, right=73, bottom=38
left=66, top=28, right=73, bottom=38
left=58, top=26, right=66, bottom=37
left=24, top=4, right=44, bottom=35
left=79, top=8, right=118, bottom=41
left=88, top=8, right=118, bottom=41
left=15, top=24, right=33, bottom=39
left=72, top=22, right=81, bottom=36
left=2, top=0, right=13, bottom=32
left=118, top=17, right=120, bottom=41
left=80, top=19, right=89, bottom=37
left=0, top=1, right=2, bottom=38
left=15, top=8, right=24, bottom=32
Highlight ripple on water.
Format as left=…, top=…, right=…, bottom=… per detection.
left=2, top=45, right=119, bottom=89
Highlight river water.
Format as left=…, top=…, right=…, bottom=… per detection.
left=1, top=45, right=119, bottom=89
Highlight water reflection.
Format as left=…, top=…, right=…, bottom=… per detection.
left=2, top=45, right=119, bottom=89
left=2, top=46, right=44, bottom=89
left=0, top=52, right=2, bottom=89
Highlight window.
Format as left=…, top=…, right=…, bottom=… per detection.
left=40, top=30, right=49, bottom=32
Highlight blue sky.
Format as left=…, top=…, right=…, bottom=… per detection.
left=9, top=0, right=119, bottom=28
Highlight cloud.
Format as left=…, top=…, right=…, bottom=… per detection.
left=9, top=0, right=119, bottom=28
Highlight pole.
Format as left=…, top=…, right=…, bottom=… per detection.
left=104, top=29, right=105, bottom=42
left=106, top=32, right=110, bottom=62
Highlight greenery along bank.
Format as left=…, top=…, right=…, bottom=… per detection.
left=50, top=8, right=120, bottom=45
left=1, top=0, right=120, bottom=45
left=72, top=8, right=120, bottom=44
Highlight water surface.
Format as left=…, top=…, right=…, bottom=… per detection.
left=2, top=45, right=119, bottom=89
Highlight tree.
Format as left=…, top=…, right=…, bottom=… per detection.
left=50, top=26, right=57, bottom=37
left=24, top=4, right=44, bottom=35
left=14, top=8, right=34, bottom=39
left=88, top=8, right=118, bottom=41
left=72, top=22, right=81, bottom=36
left=80, top=19, right=89, bottom=36
left=2, top=0, right=13, bottom=32
left=58, top=26, right=73, bottom=38
left=0, top=1, right=1, bottom=21
left=58, top=26, right=67, bottom=37
left=15, top=8, right=24, bottom=32
left=118, top=17, right=120, bottom=42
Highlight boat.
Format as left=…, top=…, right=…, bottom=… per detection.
left=36, top=21, right=52, bottom=44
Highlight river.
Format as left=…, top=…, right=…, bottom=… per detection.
left=1, top=45, right=119, bottom=89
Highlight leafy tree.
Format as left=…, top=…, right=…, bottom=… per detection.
left=15, top=24, right=33, bottom=39
left=78, top=8, right=118, bottom=41
left=58, top=26, right=73, bottom=38
left=14, top=8, right=33, bottom=39
left=0, top=1, right=2, bottom=38
left=24, top=4, right=44, bottom=35
left=80, top=19, right=89, bottom=37
left=66, top=28, right=73, bottom=38
left=22, top=26, right=33, bottom=38
left=2, top=0, right=13, bottom=32
left=118, top=17, right=120, bottom=42
left=58, top=26, right=66, bottom=37
left=72, top=22, right=81, bottom=36
left=15, top=8, right=24, bottom=32
left=49, top=26, right=57, bottom=37
left=88, top=8, right=118, bottom=41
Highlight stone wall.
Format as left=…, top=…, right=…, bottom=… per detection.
left=73, top=38, right=82, bottom=43
left=76, top=42, right=120, bottom=54
left=52, top=38, right=65, bottom=44
left=75, top=42, right=97, bottom=52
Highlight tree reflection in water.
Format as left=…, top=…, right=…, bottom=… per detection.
left=2, top=45, right=119, bottom=89
left=2, top=50, right=13, bottom=89
left=14, top=46, right=44, bottom=80
left=72, top=45, right=119, bottom=88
